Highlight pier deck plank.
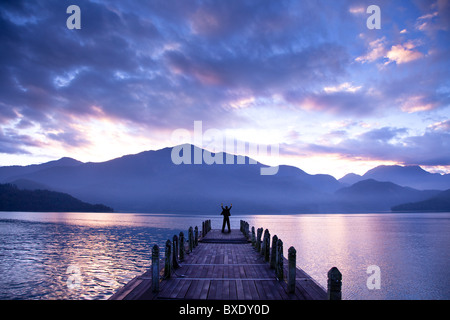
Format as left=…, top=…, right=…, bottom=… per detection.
left=110, top=229, right=327, bottom=300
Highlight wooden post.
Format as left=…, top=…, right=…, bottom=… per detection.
left=260, top=229, right=266, bottom=254
left=245, top=222, right=250, bottom=239
left=164, top=239, right=172, bottom=279
left=179, top=232, right=185, bottom=262
left=151, top=244, right=159, bottom=292
left=188, top=227, right=194, bottom=253
left=270, top=235, right=278, bottom=269
left=194, top=226, right=198, bottom=247
left=263, top=229, right=270, bottom=262
left=172, top=235, right=180, bottom=269
left=276, top=239, right=284, bottom=281
left=288, top=246, right=296, bottom=293
left=251, top=227, right=256, bottom=247
left=327, top=267, right=342, bottom=300
left=202, top=221, right=205, bottom=237
left=256, top=228, right=263, bottom=252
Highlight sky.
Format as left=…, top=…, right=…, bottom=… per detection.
left=0, top=0, right=449, bottom=179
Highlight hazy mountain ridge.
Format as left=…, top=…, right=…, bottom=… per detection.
left=392, top=189, right=450, bottom=212
left=339, top=165, right=450, bottom=190
left=0, top=144, right=449, bottom=213
left=0, top=183, right=113, bottom=213
left=334, top=179, right=440, bottom=213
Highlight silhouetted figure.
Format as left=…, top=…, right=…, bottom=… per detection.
left=221, top=203, right=232, bottom=233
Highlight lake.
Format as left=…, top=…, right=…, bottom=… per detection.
left=0, top=211, right=448, bottom=300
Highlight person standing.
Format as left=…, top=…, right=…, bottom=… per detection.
left=221, top=203, right=232, bottom=233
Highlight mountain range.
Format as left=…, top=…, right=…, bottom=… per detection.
left=339, top=165, right=450, bottom=190
left=0, top=144, right=449, bottom=214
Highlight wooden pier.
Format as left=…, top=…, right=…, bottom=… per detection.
left=109, top=220, right=342, bottom=300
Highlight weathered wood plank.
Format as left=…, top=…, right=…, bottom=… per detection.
left=111, top=227, right=328, bottom=301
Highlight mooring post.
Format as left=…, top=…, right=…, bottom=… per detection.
left=288, top=246, right=296, bottom=293
left=327, top=267, right=342, bottom=300
left=270, top=235, right=278, bottom=269
left=179, top=231, right=185, bottom=262
left=261, top=229, right=266, bottom=255
left=263, top=229, right=270, bottom=262
left=194, top=226, right=198, bottom=247
left=151, top=244, right=160, bottom=292
left=164, top=239, right=172, bottom=279
left=245, top=222, right=250, bottom=239
left=251, top=227, right=256, bottom=247
left=172, top=234, right=180, bottom=269
left=202, top=221, right=205, bottom=237
left=188, top=227, right=194, bottom=253
left=276, top=239, right=284, bottom=281
left=256, top=228, right=263, bottom=252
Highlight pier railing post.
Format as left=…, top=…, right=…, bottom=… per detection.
left=327, top=267, right=342, bottom=300
left=260, top=229, right=266, bottom=254
left=164, top=240, right=172, bottom=279
left=245, top=222, right=250, bottom=239
left=276, top=239, right=284, bottom=281
left=270, top=235, right=278, bottom=269
left=251, top=227, right=256, bottom=247
left=179, top=232, right=185, bottom=262
left=256, top=228, right=263, bottom=252
left=288, top=246, right=296, bottom=293
left=151, top=245, right=160, bottom=292
left=173, top=235, right=180, bottom=269
left=263, top=229, right=270, bottom=262
left=188, top=227, right=194, bottom=253
left=194, top=226, right=198, bottom=247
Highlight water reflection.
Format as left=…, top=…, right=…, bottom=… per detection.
left=0, top=216, right=184, bottom=299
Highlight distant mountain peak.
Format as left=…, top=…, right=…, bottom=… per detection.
left=366, top=164, right=428, bottom=176
left=55, top=157, right=82, bottom=165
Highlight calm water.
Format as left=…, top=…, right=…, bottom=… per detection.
left=0, top=211, right=448, bottom=300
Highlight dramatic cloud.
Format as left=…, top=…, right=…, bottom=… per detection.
left=299, top=125, right=450, bottom=166
left=0, top=0, right=449, bottom=175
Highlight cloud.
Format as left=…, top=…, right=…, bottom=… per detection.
left=399, top=95, right=438, bottom=113
left=285, top=86, right=380, bottom=117
left=323, top=82, right=362, bottom=94
left=385, top=41, right=424, bottom=65
left=0, top=0, right=448, bottom=173
left=356, top=38, right=425, bottom=65
left=349, top=6, right=365, bottom=15
left=299, top=125, right=450, bottom=166
left=0, top=127, right=41, bottom=154
left=355, top=37, right=387, bottom=63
